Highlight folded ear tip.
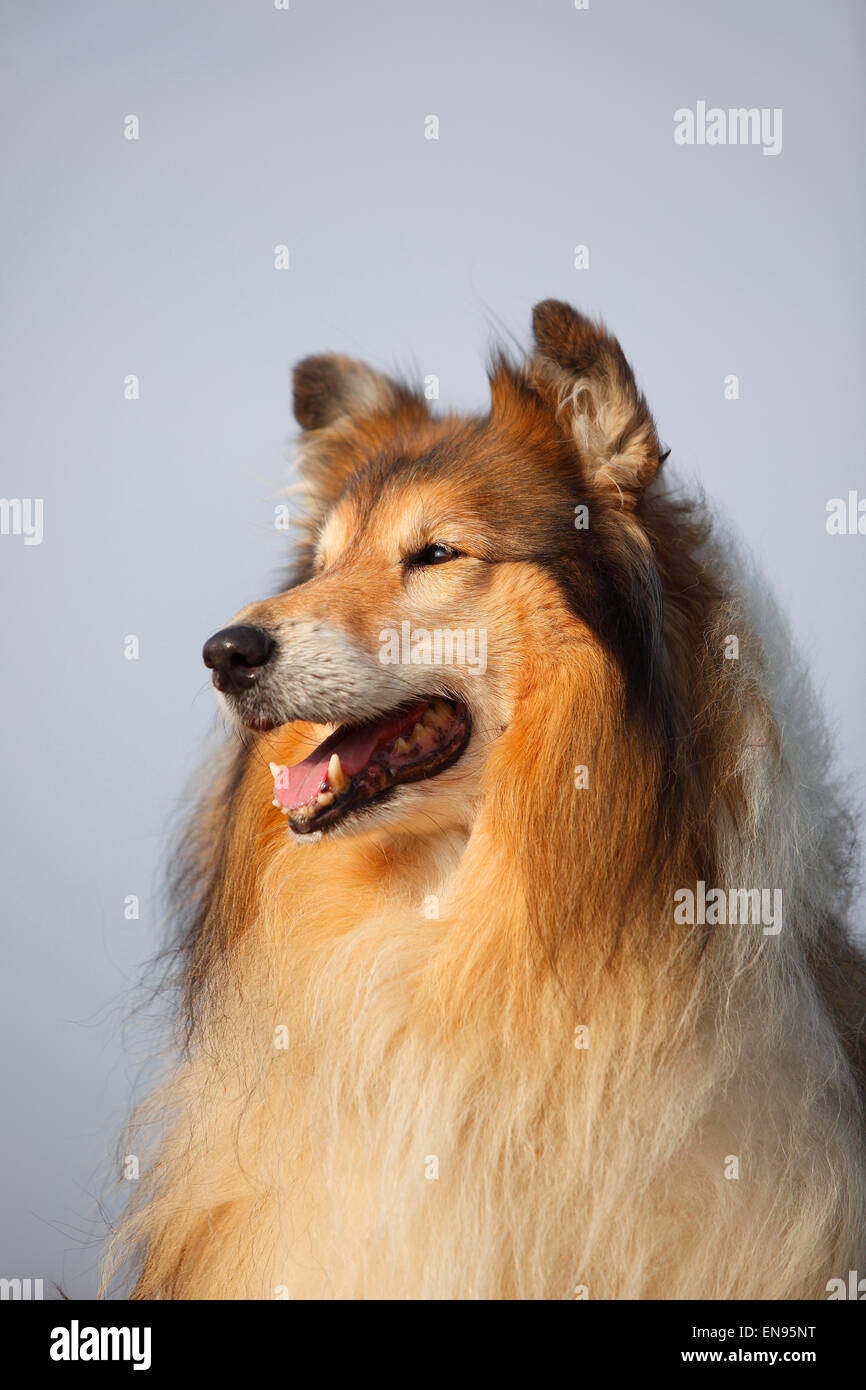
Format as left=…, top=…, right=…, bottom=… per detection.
left=292, top=354, right=344, bottom=430
left=531, top=299, right=596, bottom=363
left=531, top=298, right=572, bottom=339
left=293, top=354, right=428, bottom=432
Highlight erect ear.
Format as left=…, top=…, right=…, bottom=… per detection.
left=292, top=353, right=425, bottom=431
left=528, top=300, right=661, bottom=508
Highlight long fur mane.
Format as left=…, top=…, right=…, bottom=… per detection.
left=104, top=309, right=866, bottom=1301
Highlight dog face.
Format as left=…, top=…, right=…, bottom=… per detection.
left=203, top=301, right=666, bottom=838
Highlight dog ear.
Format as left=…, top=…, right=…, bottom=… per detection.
left=529, top=300, right=661, bottom=508
left=293, top=354, right=424, bottom=431
left=288, top=355, right=431, bottom=569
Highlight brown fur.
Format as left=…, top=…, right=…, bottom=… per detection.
left=106, top=302, right=866, bottom=1300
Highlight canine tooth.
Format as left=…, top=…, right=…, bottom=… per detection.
left=271, top=799, right=281, bottom=809
left=327, top=753, right=349, bottom=793
left=426, top=702, right=449, bottom=728
left=317, top=790, right=335, bottom=807
left=412, top=723, right=428, bottom=743
left=269, top=762, right=281, bottom=778
left=392, top=736, right=410, bottom=755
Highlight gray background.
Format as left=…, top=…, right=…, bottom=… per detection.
left=1, top=0, right=864, bottom=1296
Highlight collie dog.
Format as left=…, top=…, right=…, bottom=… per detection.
left=110, top=300, right=866, bottom=1299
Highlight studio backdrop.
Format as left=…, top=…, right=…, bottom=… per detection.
left=1, top=0, right=864, bottom=1296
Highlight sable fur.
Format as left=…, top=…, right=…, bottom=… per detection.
left=105, top=301, right=866, bottom=1300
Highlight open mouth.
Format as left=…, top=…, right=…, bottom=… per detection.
left=270, top=696, right=471, bottom=834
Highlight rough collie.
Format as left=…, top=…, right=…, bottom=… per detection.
left=108, top=300, right=866, bottom=1299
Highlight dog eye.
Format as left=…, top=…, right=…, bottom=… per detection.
left=405, top=543, right=461, bottom=568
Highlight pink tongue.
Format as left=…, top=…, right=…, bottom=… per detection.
left=273, top=703, right=426, bottom=810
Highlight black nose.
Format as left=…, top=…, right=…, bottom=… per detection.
left=202, top=625, right=275, bottom=694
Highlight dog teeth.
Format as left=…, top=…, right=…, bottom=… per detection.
left=271, top=798, right=281, bottom=809
left=392, top=736, right=410, bottom=755
left=269, top=762, right=282, bottom=778
left=425, top=700, right=450, bottom=728
left=327, top=753, right=349, bottom=793
left=316, top=790, right=335, bottom=807
left=412, top=722, right=429, bottom=744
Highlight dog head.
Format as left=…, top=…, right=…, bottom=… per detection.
left=203, top=301, right=673, bottom=839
